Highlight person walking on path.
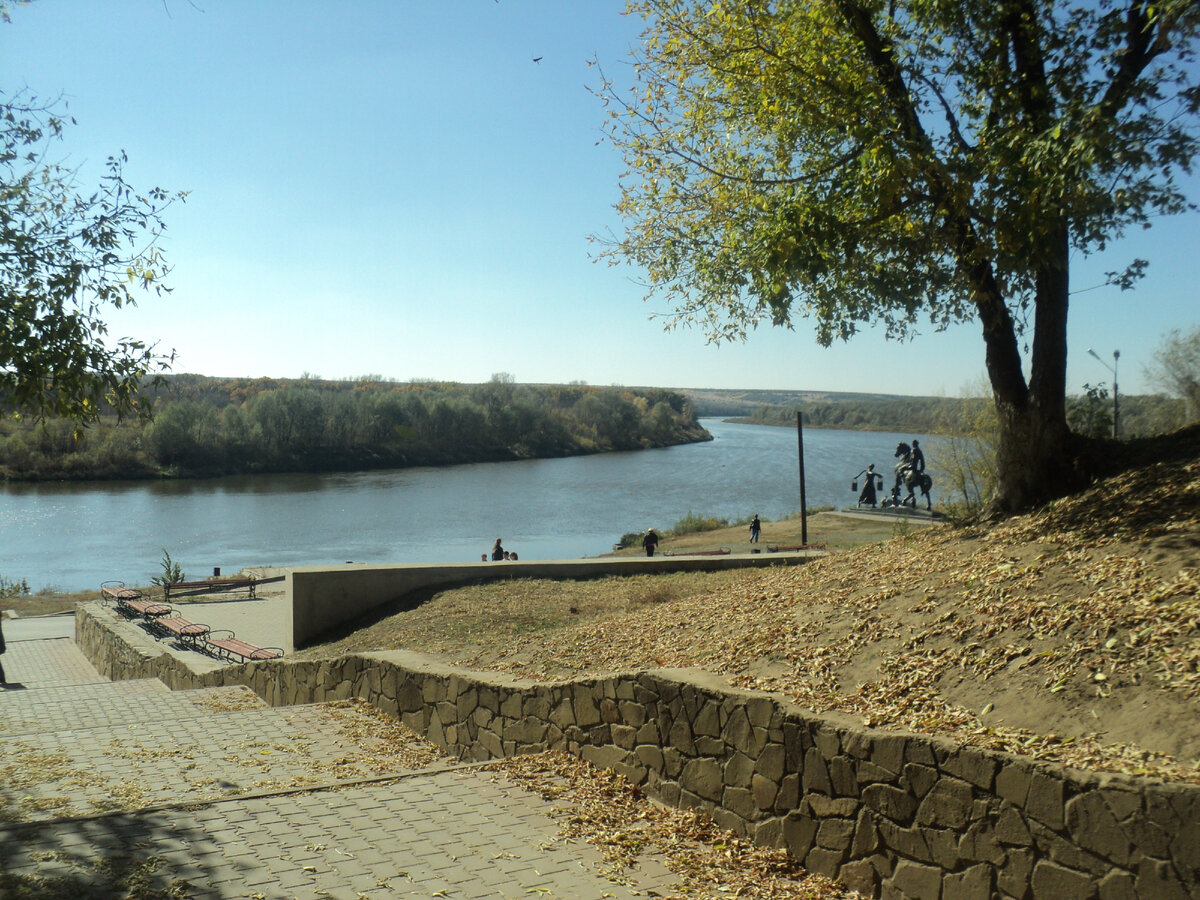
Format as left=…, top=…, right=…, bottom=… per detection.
left=642, top=528, right=660, bottom=558
left=749, top=515, right=761, bottom=543
left=0, top=615, right=7, bottom=687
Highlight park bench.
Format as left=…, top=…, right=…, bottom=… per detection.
left=202, top=630, right=284, bottom=663
left=101, top=581, right=173, bottom=620
left=149, top=613, right=212, bottom=649
left=767, top=544, right=825, bottom=552
left=122, top=598, right=174, bottom=619
left=163, top=576, right=256, bottom=600
left=663, top=548, right=731, bottom=557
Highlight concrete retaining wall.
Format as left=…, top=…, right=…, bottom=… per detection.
left=78, top=603, right=1200, bottom=900
left=289, top=553, right=817, bottom=649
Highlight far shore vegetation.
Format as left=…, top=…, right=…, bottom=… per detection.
left=3, top=374, right=1189, bottom=486
left=0, top=374, right=709, bottom=482
left=728, top=392, right=1188, bottom=438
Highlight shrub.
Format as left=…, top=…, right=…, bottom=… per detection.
left=1, top=574, right=30, bottom=599
left=150, top=549, right=185, bottom=587
left=670, top=511, right=730, bottom=535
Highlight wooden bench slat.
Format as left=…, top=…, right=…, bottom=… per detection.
left=150, top=615, right=211, bottom=647
left=203, top=631, right=283, bottom=663
left=163, top=577, right=256, bottom=600
left=123, top=599, right=172, bottom=618
left=102, top=587, right=141, bottom=602
left=168, top=579, right=254, bottom=590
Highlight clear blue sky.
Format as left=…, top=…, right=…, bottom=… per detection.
left=3, top=1, right=1196, bottom=397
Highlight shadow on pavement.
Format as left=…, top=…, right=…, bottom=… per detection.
left=0, top=810, right=243, bottom=900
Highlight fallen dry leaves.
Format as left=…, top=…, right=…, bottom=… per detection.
left=494, top=751, right=855, bottom=899
left=303, top=450, right=1200, bottom=784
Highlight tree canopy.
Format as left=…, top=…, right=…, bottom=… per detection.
left=0, top=376, right=710, bottom=481
left=598, top=0, right=1200, bottom=510
left=1146, top=323, right=1200, bottom=421
left=1, top=90, right=184, bottom=428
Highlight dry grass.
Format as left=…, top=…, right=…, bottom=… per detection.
left=1, top=589, right=92, bottom=619
left=299, top=449, right=1200, bottom=784
left=301, top=568, right=753, bottom=661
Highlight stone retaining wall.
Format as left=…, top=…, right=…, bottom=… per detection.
left=78, top=603, right=1200, bottom=900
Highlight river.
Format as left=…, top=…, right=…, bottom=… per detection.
left=0, top=419, right=939, bottom=592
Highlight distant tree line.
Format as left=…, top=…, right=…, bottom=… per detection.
left=0, top=375, right=710, bottom=481
left=737, top=392, right=1189, bottom=439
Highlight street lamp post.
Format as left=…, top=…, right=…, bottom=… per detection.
left=1086, top=348, right=1120, bottom=439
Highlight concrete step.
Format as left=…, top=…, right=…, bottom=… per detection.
left=0, top=766, right=674, bottom=900
left=0, top=682, right=262, bottom=737
left=0, top=628, right=680, bottom=900
left=0, top=636, right=107, bottom=689
left=1, top=699, right=446, bottom=823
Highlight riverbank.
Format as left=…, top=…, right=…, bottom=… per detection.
left=292, top=430, right=1200, bottom=783
left=0, top=419, right=925, bottom=592
left=0, top=510, right=901, bottom=620
left=607, top=507, right=932, bottom=557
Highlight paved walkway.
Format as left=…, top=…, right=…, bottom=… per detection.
left=1, top=619, right=678, bottom=899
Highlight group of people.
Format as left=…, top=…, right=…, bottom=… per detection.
left=855, top=438, right=925, bottom=508
left=483, top=538, right=519, bottom=562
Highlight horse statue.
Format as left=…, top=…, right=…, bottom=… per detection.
left=888, top=441, right=933, bottom=510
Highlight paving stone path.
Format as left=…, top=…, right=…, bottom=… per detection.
left=0, top=626, right=677, bottom=899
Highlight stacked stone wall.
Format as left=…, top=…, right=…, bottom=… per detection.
left=78, top=603, right=1200, bottom=899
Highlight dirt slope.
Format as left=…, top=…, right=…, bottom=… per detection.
left=301, top=430, right=1200, bottom=783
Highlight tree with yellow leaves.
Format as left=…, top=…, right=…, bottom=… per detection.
left=597, top=0, right=1200, bottom=512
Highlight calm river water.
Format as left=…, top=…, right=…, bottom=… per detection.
left=0, top=419, right=938, bottom=592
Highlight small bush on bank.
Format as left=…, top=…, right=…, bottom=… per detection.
left=1, top=574, right=30, bottom=599
left=150, top=549, right=185, bottom=587
left=671, top=511, right=730, bottom=535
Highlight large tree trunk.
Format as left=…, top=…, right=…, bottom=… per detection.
left=978, top=221, right=1081, bottom=514
left=992, top=397, right=1075, bottom=513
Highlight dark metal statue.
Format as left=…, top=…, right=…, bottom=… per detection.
left=890, top=442, right=933, bottom=510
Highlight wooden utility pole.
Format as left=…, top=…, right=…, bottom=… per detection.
left=797, top=410, right=807, bottom=545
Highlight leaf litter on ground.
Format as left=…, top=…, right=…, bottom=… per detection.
left=300, top=452, right=1200, bottom=783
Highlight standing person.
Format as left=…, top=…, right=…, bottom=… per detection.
left=0, top=615, right=7, bottom=688
left=855, top=464, right=880, bottom=507
left=749, top=514, right=761, bottom=543
left=491, top=538, right=505, bottom=561
left=642, top=528, right=659, bottom=557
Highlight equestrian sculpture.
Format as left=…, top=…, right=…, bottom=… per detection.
left=889, top=441, right=933, bottom=510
